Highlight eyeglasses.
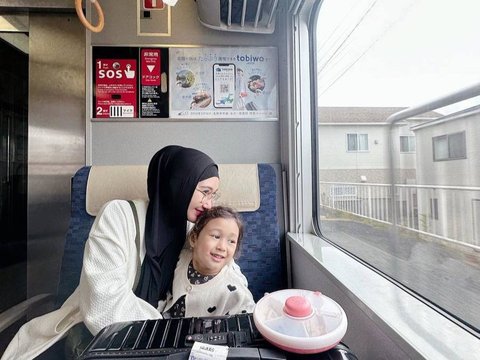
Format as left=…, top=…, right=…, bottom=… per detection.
left=196, top=188, right=221, bottom=202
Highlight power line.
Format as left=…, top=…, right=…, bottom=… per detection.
left=317, top=0, right=378, bottom=75
left=316, top=0, right=371, bottom=59
left=318, top=0, right=418, bottom=98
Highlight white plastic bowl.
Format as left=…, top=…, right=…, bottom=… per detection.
left=253, top=289, right=348, bottom=354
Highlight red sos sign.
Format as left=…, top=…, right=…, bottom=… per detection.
left=95, top=59, right=137, bottom=118
left=143, top=0, right=164, bottom=10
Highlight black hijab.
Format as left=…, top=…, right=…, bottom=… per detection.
left=135, top=145, right=218, bottom=306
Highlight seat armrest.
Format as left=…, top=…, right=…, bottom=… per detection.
left=0, top=293, right=55, bottom=333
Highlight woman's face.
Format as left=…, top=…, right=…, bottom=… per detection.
left=186, top=176, right=220, bottom=222
left=190, top=217, right=239, bottom=275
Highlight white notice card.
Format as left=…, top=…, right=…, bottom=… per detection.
left=188, top=341, right=229, bottom=360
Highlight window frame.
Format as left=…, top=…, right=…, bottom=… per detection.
left=432, top=131, right=467, bottom=161
left=346, top=133, right=369, bottom=152
left=307, top=0, right=480, bottom=341
left=289, top=0, right=480, bottom=357
left=400, top=135, right=416, bottom=153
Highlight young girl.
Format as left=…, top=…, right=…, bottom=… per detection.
left=160, top=206, right=255, bottom=318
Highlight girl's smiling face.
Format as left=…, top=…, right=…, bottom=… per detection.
left=189, top=217, right=239, bottom=276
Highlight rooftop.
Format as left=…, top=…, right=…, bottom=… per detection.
left=318, top=107, right=440, bottom=124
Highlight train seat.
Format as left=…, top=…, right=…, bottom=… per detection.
left=56, top=163, right=285, bottom=307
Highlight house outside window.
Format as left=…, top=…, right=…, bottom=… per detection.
left=400, top=135, right=416, bottom=153
left=433, top=131, right=466, bottom=161
left=347, top=133, right=368, bottom=152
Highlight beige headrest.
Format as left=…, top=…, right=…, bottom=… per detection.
left=85, top=164, right=260, bottom=215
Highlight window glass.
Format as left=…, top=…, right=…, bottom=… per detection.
left=400, top=135, right=415, bottom=153
left=358, top=134, right=368, bottom=151
left=346, top=133, right=357, bottom=151
left=347, top=133, right=368, bottom=151
left=315, top=0, right=480, bottom=332
left=448, top=132, right=466, bottom=159
left=433, top=132, right=466, bottom=161
left=433, top=135, right=448, bottom=160
left=430, top=198, right=439, bottom=220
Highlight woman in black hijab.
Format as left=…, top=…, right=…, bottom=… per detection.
left=2, top=145, right=219, bottom=360
left=135, top=145, right=219, bottom=306
left=2, top=146, right=219, bottom=360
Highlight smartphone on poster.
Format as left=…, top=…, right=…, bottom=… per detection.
left=213, top=63, right=236, bottom=108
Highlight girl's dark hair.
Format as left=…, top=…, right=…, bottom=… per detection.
left=188, top=206, right=244, bottom=257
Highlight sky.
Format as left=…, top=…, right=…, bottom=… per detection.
left=316, top=0, right=480, bottom=114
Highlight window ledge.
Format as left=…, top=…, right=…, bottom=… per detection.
left=287, top=232, right=480, bottom=360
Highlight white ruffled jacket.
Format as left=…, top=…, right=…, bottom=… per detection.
left=1, top=200, right=161, bottom=360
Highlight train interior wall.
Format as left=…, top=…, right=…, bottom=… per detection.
left=88, top=0, right=284, bottom=165
left=0, top=1, right=430, bottom=359
left=1, top=2, right=286, bottom=353
left=289, top=241, right=417, bottom=359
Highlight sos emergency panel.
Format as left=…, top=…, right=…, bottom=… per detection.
left=92, top=46, right=169, bottom=119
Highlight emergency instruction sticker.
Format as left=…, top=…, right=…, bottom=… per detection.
left=188, top=342, right=228, bottom=360
left=140, top=48, right=163, bottom=117
left=95, top=59, right=137, bottom=118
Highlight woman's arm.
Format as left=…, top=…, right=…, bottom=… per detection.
left=79, top=200, right=161, bottom=335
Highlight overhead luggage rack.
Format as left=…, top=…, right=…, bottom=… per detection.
left=195, top=0, right=279, bottom=34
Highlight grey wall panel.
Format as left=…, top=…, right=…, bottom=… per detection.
left=28, top=13, right=85, bottom=316
left=90, top=0, right=280, bottom=46
left=87, top=0, right=282, bottom=166
left=91, top=121, right=280, bottom=165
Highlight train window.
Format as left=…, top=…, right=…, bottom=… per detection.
left=313, top=0, right=480, bottom=334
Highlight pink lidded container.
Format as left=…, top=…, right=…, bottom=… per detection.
left=253, top=289, right=348, bottom=354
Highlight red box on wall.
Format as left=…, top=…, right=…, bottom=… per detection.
left=143, top=0, right=164, bottom=10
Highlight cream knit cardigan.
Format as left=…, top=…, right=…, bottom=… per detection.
left=159, top=249, right=256, bottom=317
left=1, top=200, right=162, bottom=360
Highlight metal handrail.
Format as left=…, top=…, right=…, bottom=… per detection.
left=386, top=82, right=480, bottom=125
left=386, top=82, right=480, bottom=226
left=75, top=0, right=104, bottom=33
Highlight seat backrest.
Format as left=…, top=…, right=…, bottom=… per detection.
left=57, top=163, right=284, bottom=306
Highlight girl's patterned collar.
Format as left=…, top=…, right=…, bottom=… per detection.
left=188, top=261, right=216, bottom=285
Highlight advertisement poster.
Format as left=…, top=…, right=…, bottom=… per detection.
left=140, top=48, right=166, bottom=118
left=169, top=47, right=278, bottom=120
left=95, top=58, right=137, bottom=118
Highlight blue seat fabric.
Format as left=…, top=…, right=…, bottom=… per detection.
left=236, top=164, right=282, bottom=300
left=56, top=163, right=282, bottom=306
left=56, top=166, right=94, bottom=307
